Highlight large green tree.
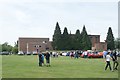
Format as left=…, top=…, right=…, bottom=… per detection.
left=52, top=22, right=62, bottom=50
left=74, top=29, right=81, bottom=50
left=0, top=44, right=2, bottom=52
left=115, top=38, right=120, bottom=50
left=106, top=27, right=115, bottom=50
left=2, top=42, right=13, bottom=52
left=69, top=31, right=75, bottom=50
left=61, top=27, right=71, bottom=50
left=80, top=25, right=92, bottom=50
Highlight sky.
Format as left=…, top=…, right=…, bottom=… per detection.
left=0, top=0, right=119, bottom=46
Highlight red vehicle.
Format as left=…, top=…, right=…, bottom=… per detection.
left=88, top=52, right=103, bottom=58
left=81, top=51, right=103, bottom=58
left=80, top=51, right=88, bottom=58
left=80, top=53, right=84, bottom=58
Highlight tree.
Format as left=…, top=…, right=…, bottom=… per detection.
left=74, top=29, right=81, bottom=50
left=106, top=27, right=115, bottom=50
left=2, top=42, right=13, bottom=52
left=0, top=44, right=2, bottom=52
left=12, top=42, right=18, bottom=54
left=69, top=31, right=75, bottom=50
left=52, top=22, right=62, bottom=50
left=61, top=27, right=71, bottom=50
left=115, top=38, right=120, bottom=50
left=12, top=47, right=18, bottom=54
left=80, top=25, right=92, bottom=50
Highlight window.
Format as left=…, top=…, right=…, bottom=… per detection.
left=96, top=36, right=98, bottom=43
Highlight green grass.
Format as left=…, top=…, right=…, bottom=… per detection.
left=0, top=55, right=2, bottom=78
left=2, top=55, right=118, bottom=78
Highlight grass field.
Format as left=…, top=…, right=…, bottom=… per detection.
left=2, top=55, right=118, bottom=78
left=0, top=55, right=2, bottom=78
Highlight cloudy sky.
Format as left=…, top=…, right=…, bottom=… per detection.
left=0, top=0, right=119, bottom=46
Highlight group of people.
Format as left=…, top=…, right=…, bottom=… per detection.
left=70, top=51, right=79, bottom=59
left=37, top=50, right=119, bottom=71
left=103, top=50, right=119, bottom=71
left=38, top=51, right=50, bottom=67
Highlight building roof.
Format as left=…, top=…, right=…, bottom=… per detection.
left=19, top=37, right=49, bottom=39
left=88, top=35, right=100, bottom=36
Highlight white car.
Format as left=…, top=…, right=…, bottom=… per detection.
left=62, top=52, right=67, bottom=56
left=18, top=51, right=24, bottom=55
left=32, top=51, right=38, bottom=55
left=26, top=52, right=32, bottom=55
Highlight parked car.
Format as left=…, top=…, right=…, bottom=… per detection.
left=81, top=51, right=88, bottom=58
left=88, top=52, right=103, bottom=58
left=66, top=52, right=70, bottom=56
left=32, top=51, right=38, bottom=55
left=62, top=52, right=67, bottom=56
left=26, top=52, right=32, bottom=55
left=77, top=50, right=83, bottom=56
left=18, top=51, right=24, bottom=55
left=81, top=50, right=103, bottom=58
left=0, top=51, right=10, bottom=55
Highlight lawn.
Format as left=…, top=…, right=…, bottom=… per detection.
left=2, top=55, right=118, bottom=78
left=0, top=55, right=2, bottom=78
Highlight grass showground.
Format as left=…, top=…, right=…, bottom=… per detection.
left=2, top=55, right=118, bottom=78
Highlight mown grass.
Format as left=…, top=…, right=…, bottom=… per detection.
left=0, top=55, right=2, bottom=78
left=2, top=55, right=118, bottom=78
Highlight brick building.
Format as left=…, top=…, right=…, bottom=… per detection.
left=94, top=42, right=107, bottom=50
left=18, top=35, right=107, bottom=52
left=18, top=37, right=53, bottom=53
left=88, top=35, right=107, bottom=50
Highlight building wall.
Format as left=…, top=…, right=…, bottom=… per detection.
left=18, top=37, right=53, bottom=53
left=88, top=35, right=100, bottom=47
left=18, top=35, right=106, bottom=52
left=95, top=42, right=107, bottom=51
left=88, top=35, right=107, bottom=50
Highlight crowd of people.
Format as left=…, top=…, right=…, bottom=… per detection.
left=69, top=51, right=80, bottom=59
left=37, top=50, right=80, bottom=67
left=37, top=50, right=119, bottom=72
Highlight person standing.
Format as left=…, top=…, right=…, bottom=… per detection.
left=112, top=50, right=119, bottom=70
left=105, top=52, right=113, bottom=71
left=45, top=51, right=50, bottom=67
left=42, top=53, right=45, bottom=66
left=74, top=51, right=79, bottom=59
left=70, top=51, right=74, bottom=58
left=103, top=50, right=108, bottom=59
left=38, top=52, right=43, bottom=67
left=84, top=51, right=88, bottom=58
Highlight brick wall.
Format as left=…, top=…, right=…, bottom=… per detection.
left=18, top=37, right=53, bottom=53
left=95, top=42, right=107, bottom=51
left=88, top=35, right=100, bottom=47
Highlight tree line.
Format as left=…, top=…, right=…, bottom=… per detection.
left=0, top=42, right=18, bottom=54
left=52, top=22, right=118, bottom=51
left=52, top=22, right=91, bottom=50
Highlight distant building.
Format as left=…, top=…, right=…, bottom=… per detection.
left=18, top=35, right=107, bottom=52
left=70, top=34, right=107, bottom=50
left=89, top=35, right=100, bottom=47
left=88, top=35, right=107, bottom=51
left=18, top=37, right=53, bottom=53
left=94, top=42, right=107, bottom=51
